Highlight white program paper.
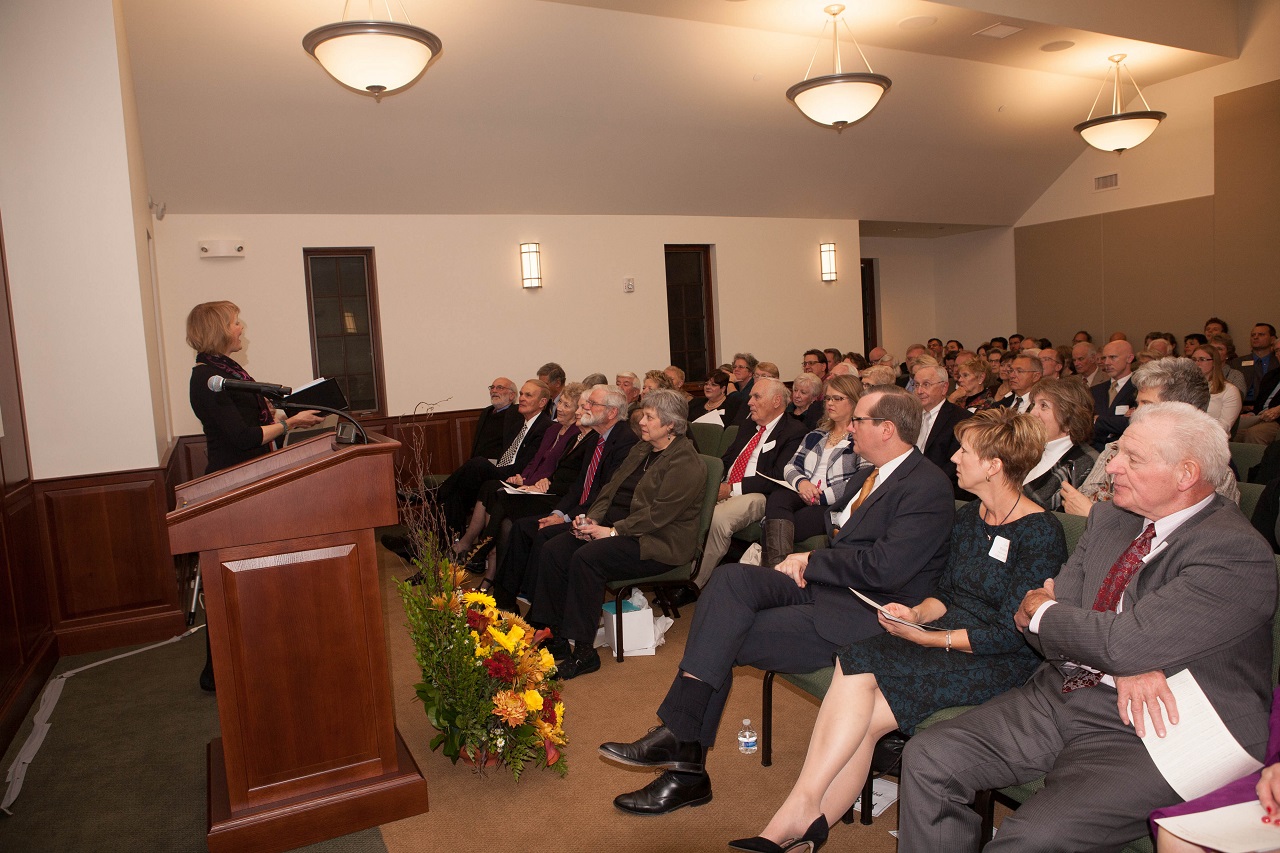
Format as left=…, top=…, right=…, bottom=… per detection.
left=759, top=474, right=799, bottom=493
left=1139, top=669, right=1264, bottom=801
left=1154, top=801, right=1280, bottom=853
left=848, top=588, right=944, bottom=632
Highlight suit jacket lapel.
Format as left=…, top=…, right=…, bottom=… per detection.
left=831, top=452, right=919, bottom=543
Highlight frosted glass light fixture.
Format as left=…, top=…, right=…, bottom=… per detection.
left=303, top=1, right=442, bottom=101
left=820, top=243, right=837, bottom=282
left=1074, top=55, right=1166, bottom=153
left=520, top=243, right=542, bottom=289
left=786, top=4, right=891, bottom=132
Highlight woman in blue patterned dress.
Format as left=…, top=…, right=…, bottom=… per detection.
left=730, top=408, right=1067, bottom=853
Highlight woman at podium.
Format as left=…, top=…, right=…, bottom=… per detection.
left=186, top=301, right=322, bottom=474
left=185, top=300, right=322, bottom=690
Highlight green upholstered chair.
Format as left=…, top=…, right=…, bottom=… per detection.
left=603, top=454, right=723, bottom=662
left=1231, top=442, right=1266, bottom=483
left=689, top=422, right=725, bottom=456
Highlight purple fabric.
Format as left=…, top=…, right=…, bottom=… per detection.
left=520, top=424, right=580, bottom=484
left=1149, top=684, right=1280, bottom=834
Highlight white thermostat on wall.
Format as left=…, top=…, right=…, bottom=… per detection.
left=198, top=240, right=246, bottom=258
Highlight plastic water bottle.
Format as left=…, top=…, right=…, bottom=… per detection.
left=737, top=719, right=758, bottom=754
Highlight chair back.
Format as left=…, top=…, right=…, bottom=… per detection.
left=1053, top=511, right=1088, bottom=556
left=686, top=454, right=725, bottom=582
left=1240, top=481, right=1265, bottom=523
left=1231, top=441, right=1266, bottom=483
left=718, top=425, right=740, bottom=458
left=688, top=422, right=724, bottom=456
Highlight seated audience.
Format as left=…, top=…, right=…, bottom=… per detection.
left=1038, top=346, right=1065, bottom=379
left=663, top=365, right=688, bottom=394
left=1235, top=366, right=1280, bottom=445
left=997, top=354, right=1041, bottom=414
left=948, top=357, right=996, bottom=411
left=529, top=389, right=707, bottom=680
left=898, top=344, right=928, bottom=389
left=1145, top=332, right=1176, bottom=357
left=616, top=371, right=641, bottom=405
left=689, top=369, right=739, bottom=425
left=927, top=338, right=945, bottom=362
left=437, top=379, right=552, bottom=532
left=754, top=361, right=782, bottom=380
left=492, top=385, right=637, bottom=611
left=1208, top=334, right=1248, bottom=393
left=802, top=349, right=829, bottom=382
left=733, top=408, right=1065, bottom=852
left=599, top=385, right=954, bottom=817
left=1204, top=316, right=1229, bottom=337
left=993, top=350, right=1016, bottom=400
left=1062, top=357, right=1241, bottom=514
left=1150, top=684, right=1280, bottom=853
left=697, top=378, right=807, bottom=588
left=787, top=373, right=824, bottom=431
left=1135, top=348, right=1162, bottom=367
left=1231, top=323, right=1278, bottom=411
left=471, top=377, right=519, bottom=459
left=898, top=402, right=1276, bottom=852
left=860, top=364, right=897, bottom=387
left=1091, top=340, right=1138, bottom=449
left=1191, top=344, right=1243, bottom=434
left=914, top=362, right=971, bottom=495
left=724, top=352, right=760, bottom=426
left=1022, top=378, right=1098, bottom=512
left=759, top=374, right=868, bottom=566
left=1054, top=344, right=1077, bottom=377
left=537, top=362, right=566, bottom=415
left=581, top=372, right=608, bottom=387
left=1072, top=330, right=1093, bottom=344
left=452, top=383, right=587, bottom=579
left=824, top=348, right=844, bottom=372
left=1072, top=342, right=1105, bottom=387
left=642, top=369, right=678, bottom=396
left=1182, top=332, right=1208, bottom=356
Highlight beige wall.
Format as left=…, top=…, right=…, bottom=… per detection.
left=153, top=214, right=862, bottom=438
left=0, top=0, right=160, bottom=479
left=862, top=227, right=1018, bottom=358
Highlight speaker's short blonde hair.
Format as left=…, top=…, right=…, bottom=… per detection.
left=185, top=301, right=240, bottom=355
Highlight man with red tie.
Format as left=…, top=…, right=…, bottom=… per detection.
left=694, top=378, right=807, bottom=590
left=898, top=402, right=1276, bottom=852
left=598, top=385, right=954, bottom=816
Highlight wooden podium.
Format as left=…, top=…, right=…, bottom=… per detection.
left=167, top=433, right=429, bottom=853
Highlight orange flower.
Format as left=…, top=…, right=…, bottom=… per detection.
left=492, top=690, right=528, bottom=727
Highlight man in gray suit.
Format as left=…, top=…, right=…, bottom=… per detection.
left=898, top=402, right=1277, bottom=852
left=598, top=385, right=955, bottom=815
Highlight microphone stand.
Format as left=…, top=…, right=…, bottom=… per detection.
left=279, top=400, right=369, bottom=445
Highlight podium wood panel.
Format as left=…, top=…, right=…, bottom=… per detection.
left=167, top=434, right=427, bottom=852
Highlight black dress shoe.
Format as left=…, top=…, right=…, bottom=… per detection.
left=598, top=726, right=705, bottom=773
left=544, top=637, right=572, bottom=663
left=613, top=770, right=711, bottom=815
left=729, top=815, right=829, bottom=853
left=558, top=646, right=600, bottom=680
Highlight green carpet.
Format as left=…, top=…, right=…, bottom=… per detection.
left=0, top=628, right=386, bottom=853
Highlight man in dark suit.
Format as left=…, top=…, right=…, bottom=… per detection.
left=696, top=377, right=807, bottom=586
left=1230, top=322, right=1277, bottom=411
left=898, top=402, right=1277, bottom=852
left=895, top=343, right=927, bottom=388
left=1090, top=339, right=1138, bottom=450
left=997, top=354, right=1041, bottom=413
left=1235, top=363, right=1280, bottom=444
left=912, top=362, right=970, bottom=494
left=492, top=384, right=636, bottom=611
left=536, top=362, right=566, bottom=417
left=598, top=385, right=954, bottom=815
left=469, top=377, right=519, bottom=459
left=437, top=379, right=553, bottom=532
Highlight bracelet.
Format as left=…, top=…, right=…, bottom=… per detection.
left=609, top=528, right=617, bottom=537
left=945, top=630, right=952, bottom=653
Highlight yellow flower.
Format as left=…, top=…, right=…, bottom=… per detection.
left=463, top=591, right=496, bottom=609
left=487, top=624, right=525, bottom=654
left=522, top=689, right=544, bottom=712
left=472, top=630, right=492, bottom=658
left=492, top=690, right=528, bottom=727
left=537, top=647, right=555, bottom=673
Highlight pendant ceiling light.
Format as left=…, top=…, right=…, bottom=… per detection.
left=1074, top=54, right=1166, bottom=153
left=303, top=1, right=442, bottom=101
left=786, top=4, right=891, bottom=131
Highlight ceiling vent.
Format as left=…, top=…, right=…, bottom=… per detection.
left=973, top=23, right=1023, bottom=39
left=1094, top=173, right=1119, bottom=192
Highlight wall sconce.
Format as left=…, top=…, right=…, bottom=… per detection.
left=520, top=243, right=542, bottom=289
left=820, top=243, right=837, bottom=282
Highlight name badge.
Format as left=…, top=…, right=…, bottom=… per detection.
left=1115, top=405, right=1130, bottom=416
left=1242, top=359, right=1255, bottom=367
left=989, top=535, right=1010, bottom=562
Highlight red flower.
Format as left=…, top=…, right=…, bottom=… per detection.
left=544, top=738, right=560, bottom=766
left=483, top=654, right=517, bottom=681
left=466, top=609, right=490, bottom=631
left=542, top=703, right=557, bottom=725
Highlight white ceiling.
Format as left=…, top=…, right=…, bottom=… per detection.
left=120, top=0, right=1242, bottom=226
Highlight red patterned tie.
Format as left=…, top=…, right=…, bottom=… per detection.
left=1061, top=523, right=1156, bottom=692
left=579, top=439, right=605, bottom=504
left=727, top=426, right=766, bottom=485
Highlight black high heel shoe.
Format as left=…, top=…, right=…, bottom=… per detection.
left=728, top=815, right=829, bottom=853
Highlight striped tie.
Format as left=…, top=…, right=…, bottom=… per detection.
left=579, top=439, right=605, bottom=504
left=499, top=421, right=529, bottom=467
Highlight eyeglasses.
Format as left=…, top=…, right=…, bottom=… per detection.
left=488, top=385, right=515, bottom=392
left=825, top=394, right=849, bottom=403
left=915, top=380, right=946, bottom=388
left=849, top=416, right=888, bottom=425
left=1010, top=368, right=1041, bottom=375
left=803, top=360, right=822, bottom=367
left=1191, top=356, right=1214, bottom=363
left=582, top=399, right=609, bottom=409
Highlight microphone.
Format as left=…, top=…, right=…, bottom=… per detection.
left=207, top=376, right=292, bottom=398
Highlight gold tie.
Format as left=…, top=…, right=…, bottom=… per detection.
left=1108, top=380, right=1118, bottom=405
left=849, top=467, right=880, bottom=513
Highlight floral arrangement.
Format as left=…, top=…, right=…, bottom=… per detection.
left=397, top=533, right=567, bottom=780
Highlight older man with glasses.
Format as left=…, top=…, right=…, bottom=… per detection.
left=998, top=355, right=1042, bottom=414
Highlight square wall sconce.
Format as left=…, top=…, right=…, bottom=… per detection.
left=520, top=242, right=542, bottom=288
left=820, top=242, right=837, bottom=282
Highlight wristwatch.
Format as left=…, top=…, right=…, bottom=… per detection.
left=609, top=528, right=617, bottom=537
